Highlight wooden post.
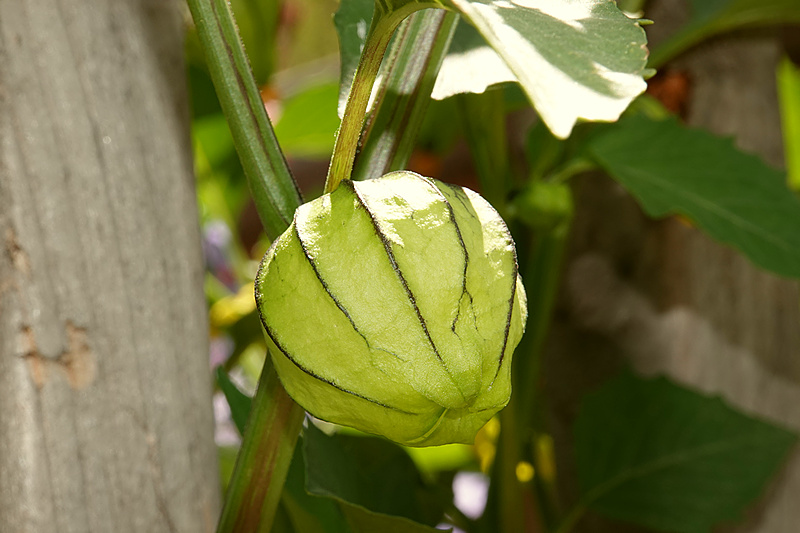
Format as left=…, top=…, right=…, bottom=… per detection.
left=0, top=1, right=221, bottom=531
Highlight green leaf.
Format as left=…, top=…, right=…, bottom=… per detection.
left=282, top=442, right=350, bottom=533
left=216, top=366, right=252, bottom=435
left=574, top=372, right=797, bottom=533
left=303, top=423, right=446, bottom=527
left=649, top=0, right=800, bottom=68
left=282, top=431, right=451, bottom=533
left=431, top=18, right=515, bottom=101
left=441, top=0, right=649, bottom=138
left=338, top=505, right=448, bottom=533
left=274, top=82, right=341, bottom=158
left=587, top=114, right=800, bottom=279
left=778, top=56, right=800, bottom=192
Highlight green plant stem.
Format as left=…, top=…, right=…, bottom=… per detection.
left=464, top=88, right=549, bottom=533
left=216, top=363, right=306, bottom=533
left=495, top=398, right=529, bottom=533
left=324, top=2, right=440, bottom=193
left=519, top=222, right=571, bottom=532
left=548, top=158, right=596, bottom=184
left=187, top=0, right=302, bottom=240
left=354, top=9, right=458, bottom=180
left=487, top=221, right=571, bottom=533
left=516, top=221, right=570, bottom=422
left=187, top=1, right=307, bottom=531
left=325, top=10, right=398, bottom=193
left=457, top=90, right=510, bottom=211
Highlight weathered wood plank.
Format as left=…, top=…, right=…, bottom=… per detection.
left=0, top=1, right=220, bottom=531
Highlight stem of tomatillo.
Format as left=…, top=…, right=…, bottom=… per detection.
left=325, top=14, right=397, bottom=193
left=324, top=2, right=440, bottom=193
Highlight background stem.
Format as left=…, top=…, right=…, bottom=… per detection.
left=457, top=90, right=510, bottom=211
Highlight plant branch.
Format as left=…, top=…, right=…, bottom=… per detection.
left=517, top=222, right=571, bottom=532
left=216, top=364, right=305, bottom=533
left=187, top=0, right=302, bottom=241
left=354, top=9, right=459, bottom=181
left=187, top=1, right=307, bottom=531
left=325, top=2, right=442, bottom=193
left=325, top=10, right=398, bottom=193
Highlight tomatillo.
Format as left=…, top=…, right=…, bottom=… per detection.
left=255, top=171, right=526, bottom=446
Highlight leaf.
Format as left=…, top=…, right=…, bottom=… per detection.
left=574, top=372, right=797, bottom=533
left=303, top=423, right=446, bottom=527
left=215, top=366, right=252, bottom=435
left=649, top=0, right=800, bottom=67
left=442, top=0, right=649, bottom=138
left=337, top=505, right=448, bottom=533
left=431, top=17, right=515, bottom=100
left=274, top=82, right=341, bottom=158
left=282, top=429, right=449, bottom=533
left=282, top=442, right=350, bottom=533
left=337, top=1, right=648, bottom=138
left=587, top=114, right=800, bottom=279
left=778, top=56, right=800, bottom=192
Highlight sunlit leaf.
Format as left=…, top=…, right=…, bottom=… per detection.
left=431, top=18, right=514, bottom=100
left=441, top=0, right=649, bottom=138
left=337, top=1, right=648, bottom=138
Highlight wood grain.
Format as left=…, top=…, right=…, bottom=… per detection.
left=0, top=1, right=220, bottom=531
